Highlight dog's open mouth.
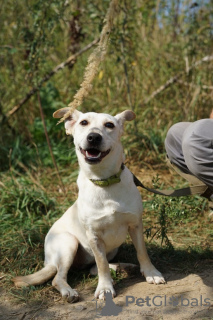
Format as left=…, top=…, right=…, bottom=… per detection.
left=80, top=148, right=110, bottom=163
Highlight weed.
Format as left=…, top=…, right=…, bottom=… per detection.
left=143, top=175, right=208, bottom=249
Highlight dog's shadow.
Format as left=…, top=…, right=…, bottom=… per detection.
left=117, top=242, right=213, bottom=292
left=67, top=242, right=213, bottom=297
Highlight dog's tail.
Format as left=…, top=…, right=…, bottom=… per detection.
left=13, top=265, right=57, bottom=287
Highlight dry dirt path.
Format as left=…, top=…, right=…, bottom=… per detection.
left=1, top=267, right=213, bottom=320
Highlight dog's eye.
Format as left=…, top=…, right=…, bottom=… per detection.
left=80, top=120, right=89, bottom=126
left=105, top=122, right=115, bottom=129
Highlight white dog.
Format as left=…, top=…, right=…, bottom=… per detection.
left=14, top=109, right=165, bottom=302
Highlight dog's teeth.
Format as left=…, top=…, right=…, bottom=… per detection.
left=86, top=151, right=90, bottom=158
left=86, top=151, right=101, bottom=159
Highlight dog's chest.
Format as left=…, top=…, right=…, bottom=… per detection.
left=77, top=180, right=143, bottom=230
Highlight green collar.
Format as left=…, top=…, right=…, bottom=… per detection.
left=90, top=164, right=125, bottom=187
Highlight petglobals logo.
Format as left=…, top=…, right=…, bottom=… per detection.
left=93, top=294, right=211, bottom=318
left=126, top=295, right=211, bottom=308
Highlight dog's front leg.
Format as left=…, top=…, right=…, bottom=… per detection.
left=129, top=220, right=165, bottom=284
left=86, top=230, right=116, bottom=300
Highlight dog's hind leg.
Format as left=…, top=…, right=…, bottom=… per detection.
left=46, top=232, right=80, bottom=303
left=129, top=220, right=165, bottom=285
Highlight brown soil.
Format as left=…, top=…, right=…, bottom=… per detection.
left=0, top=267, right=213, bottom=320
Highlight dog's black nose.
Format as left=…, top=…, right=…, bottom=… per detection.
left=87, top=133, right=102, bottom=145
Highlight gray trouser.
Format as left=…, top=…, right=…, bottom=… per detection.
left=165, top=119, right=213, bottom=191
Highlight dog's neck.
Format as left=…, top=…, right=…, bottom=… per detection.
left=77, top=146, right=125, bottom=181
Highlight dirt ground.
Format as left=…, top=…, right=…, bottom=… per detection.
left=1, top=266, right=213, bottom=320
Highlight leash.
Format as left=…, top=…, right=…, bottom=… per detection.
left=132, top=158, right=213, bottom=200
left=132, top=173, right=211, bottom=198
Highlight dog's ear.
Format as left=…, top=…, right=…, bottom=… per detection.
left=115, top=110, right=136, bottom=126
left=53, top=108, right=82, bottom=135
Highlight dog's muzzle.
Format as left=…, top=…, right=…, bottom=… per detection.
left=80, top=132, right=110, bottom=164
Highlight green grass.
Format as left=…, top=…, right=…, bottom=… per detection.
left=0, top=165, right=76, bottom=278
left=1, top=166, right=212, bottom=304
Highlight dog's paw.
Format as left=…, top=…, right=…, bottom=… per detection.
left=53, top=277, right=79, bottom=303
left=95, top=282, right=116, bottom=300
left=141, top=266, right=166, bottom=285
left=61, top=288, right=79, bottom=303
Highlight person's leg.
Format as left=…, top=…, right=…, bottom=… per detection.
left=165, top=122, right=192, bottom=174
left=182, top=119, right=213, bottom=191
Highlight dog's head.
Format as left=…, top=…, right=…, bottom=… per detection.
left=53, top=108, right=135, bottom=165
